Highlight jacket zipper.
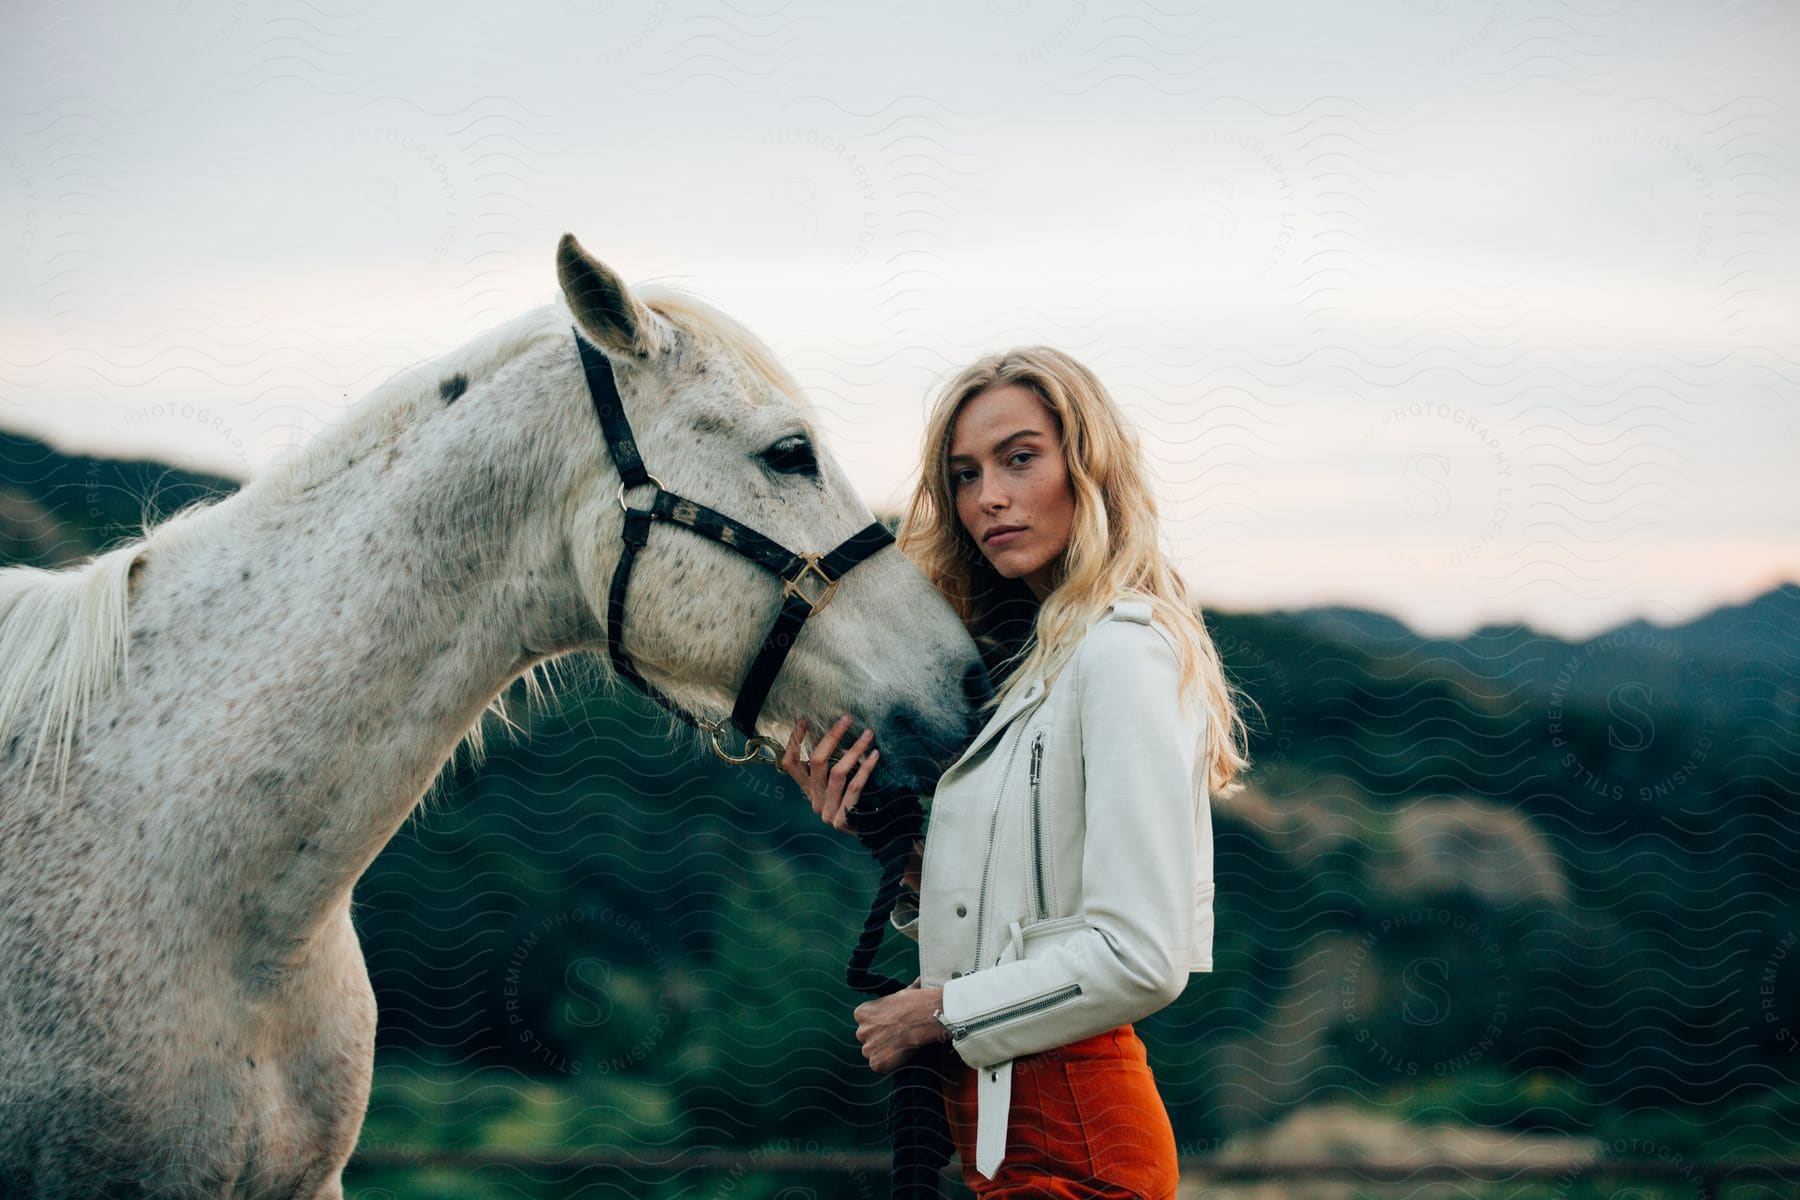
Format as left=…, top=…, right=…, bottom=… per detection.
left=1028, top=730, right=1047, bottom=921
left=944, top=981, right=1084, bottom=1041
left=971, top=724, right=1029, bottom=975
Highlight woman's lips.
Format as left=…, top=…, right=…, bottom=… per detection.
left=986, top=528, right=1024, bottom=547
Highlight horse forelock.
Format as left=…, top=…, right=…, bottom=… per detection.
left=634, top=284, right=817, bottom=420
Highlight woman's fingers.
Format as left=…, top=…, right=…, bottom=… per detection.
left=825, top=730, right=872, bottom=812
left=788, top=714, right=880, bottom=833
left=829, top=729, right=872, bottom=784
left=784, top=719, right=825, bottom=815
left=814, top=716, right=858, bottom=819
left=813, top=713, right=854, bottom=768
left=831, top=739, right=879, bottom=831
left=782, top=719, right=808, bottom=780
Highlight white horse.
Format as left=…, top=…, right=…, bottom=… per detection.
left=0, top=234, right=982, bottom=1198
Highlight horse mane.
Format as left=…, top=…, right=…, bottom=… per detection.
left=634, top=283, right=817, bottom=417
left=0, top=283, right=811, bottom=802
left=0, top=538, right=140, bottom=799
left=249, top=304, right=574, bottom=506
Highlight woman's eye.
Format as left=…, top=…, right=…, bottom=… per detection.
left=1008, top=451, right=1034, bottom=467
left=762, top=437, right=818, bottom=476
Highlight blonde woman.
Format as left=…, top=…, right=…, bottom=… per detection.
left=783, top=347, right=1248, bottom=1197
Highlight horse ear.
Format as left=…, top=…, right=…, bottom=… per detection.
left=556, top=233, right=662, bottom=357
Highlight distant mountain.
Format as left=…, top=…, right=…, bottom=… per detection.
left=6, top=424, right=1791, bottom=667
left=1649, top=582, right=1800, bottom=666
left=0, top=430, right=239, bottom=570
left=1279, top=582, right=1800, bottom=694
left=1270, top=603, right=1424, bottom=647
left=4, top=424, right=1798, bottom=1147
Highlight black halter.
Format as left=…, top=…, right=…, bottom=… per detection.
left=577, top=326, right=950, bottom=1197
left=574, top=327, right=895, bottom=769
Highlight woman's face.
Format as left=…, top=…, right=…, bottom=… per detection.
left=948, top=382, right=1076, bottom=602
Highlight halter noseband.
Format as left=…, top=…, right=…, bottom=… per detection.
left=574, top=326, right=895, bottom=769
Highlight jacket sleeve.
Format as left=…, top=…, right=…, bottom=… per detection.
left=936, top=618, right=1204, bottom=1070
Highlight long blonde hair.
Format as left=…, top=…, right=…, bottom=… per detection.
left=896, top=346, right=1250, bottom=798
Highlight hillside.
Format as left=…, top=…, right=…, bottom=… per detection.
left=4, top=429, right=1796, bottom=1185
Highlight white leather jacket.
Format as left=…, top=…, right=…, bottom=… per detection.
left=889, top=595, right=1215, bottom=1179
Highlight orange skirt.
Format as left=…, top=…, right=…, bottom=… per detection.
left=941, top=1023, right=1179, bottom=1199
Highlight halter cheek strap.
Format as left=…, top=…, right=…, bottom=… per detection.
left=579, top=326, right=940, bottom=1194
left=574, top=327, right=895, bottom=767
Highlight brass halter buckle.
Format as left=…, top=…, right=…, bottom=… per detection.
left=699, top=717, right=785, bottom=769
left=783, top=552, right=839, bottom=615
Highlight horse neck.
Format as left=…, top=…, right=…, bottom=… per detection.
left=141, top=381, right=604, bottom=974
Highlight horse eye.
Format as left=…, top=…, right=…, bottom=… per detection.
left=761, top=436, right=818, bottom=476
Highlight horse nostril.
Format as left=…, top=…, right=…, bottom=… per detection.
left=888, top=706, right=927, bottom=745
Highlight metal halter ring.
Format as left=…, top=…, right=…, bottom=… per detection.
left=783, top=552, right=840, bottom=615
left=617, top=473, right=669, bottom=511
left=699, top=717, right=786, bottom=769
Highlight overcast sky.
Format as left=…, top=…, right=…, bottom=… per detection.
left=2, top=0, right=1795, bottom=639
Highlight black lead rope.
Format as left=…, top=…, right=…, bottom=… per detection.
left=843, top=799, right=922, bottom=996
left=574, top=327, right=949, bottom=1195
left=843, top=793, right=954, bottom=1199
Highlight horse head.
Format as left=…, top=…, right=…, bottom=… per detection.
left=554, top=233, right=985, bottom=793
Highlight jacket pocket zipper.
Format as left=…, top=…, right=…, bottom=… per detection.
left=1028, top=729, right=1047, bottom=921
left=945, top=981, right=1084, bottom=1041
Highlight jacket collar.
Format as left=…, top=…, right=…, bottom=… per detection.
left=939, top=675, right=1047, bottom=780
left=937, top=595, right=1152, bottom=781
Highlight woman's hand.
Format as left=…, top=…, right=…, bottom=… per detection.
left=853, top=980, right=948, bottom=1073
left=781, top=714, right=879, bottom=834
